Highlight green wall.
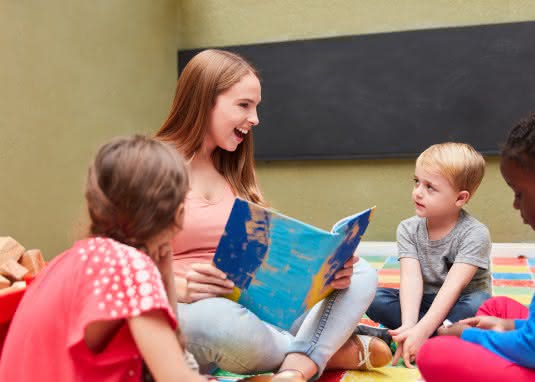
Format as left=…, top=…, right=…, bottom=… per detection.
left=178, top=0, right=535, bottom=243
left=1, top=1, right=534, bottom=260
left=0, top=1, right=178, bottom=259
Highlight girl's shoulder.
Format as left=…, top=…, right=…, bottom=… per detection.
left=71, top=237, right=170, bottom=321
left=70, top=236, right=161, bottom=273
left=73, top=237, right=149, bottom=261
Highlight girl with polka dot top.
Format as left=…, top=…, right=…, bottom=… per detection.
left=0, top=136, right=208, bottom=382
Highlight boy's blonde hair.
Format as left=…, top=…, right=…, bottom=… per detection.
left=416, top=142, right=485, bottom=195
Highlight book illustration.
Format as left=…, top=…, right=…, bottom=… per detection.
left=214, top=198, right=375, bottom=330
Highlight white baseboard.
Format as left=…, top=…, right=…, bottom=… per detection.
left=358, top=241, right=535, bottom=258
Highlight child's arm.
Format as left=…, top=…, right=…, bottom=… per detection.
left=392, top=263, right=478, bottom=367
left=129, top=310, right=207, bottom=382
left=419, top=219, right=491, bottom=334
left=395, top=221, right=424, bottom=331
left=399, top=257, right=424, bottom=329
left=415, top=262, right=478, bottom=336
left=460, top=303, right=535, bottom=368
left=153, top=243, right=178, bottom=314
left=390, top=257, right=423, bottom=367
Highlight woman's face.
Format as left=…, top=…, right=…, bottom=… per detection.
left=205, top=72, right=261, bottom=152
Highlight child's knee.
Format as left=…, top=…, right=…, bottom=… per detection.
left=417, top=337, right=446, bottom=371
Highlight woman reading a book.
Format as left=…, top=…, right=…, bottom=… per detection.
left=155, top=49, right=391, bottom=381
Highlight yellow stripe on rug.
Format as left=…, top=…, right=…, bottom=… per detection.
left=339, top=367, right=421, bottom=382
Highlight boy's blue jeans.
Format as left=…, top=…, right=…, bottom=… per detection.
left=177, top=258, right=378, bottom=378
left=366, top=287, right=491, bottom=332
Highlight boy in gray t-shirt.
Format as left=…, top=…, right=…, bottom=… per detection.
left=365, top=142, right=491, bottom=367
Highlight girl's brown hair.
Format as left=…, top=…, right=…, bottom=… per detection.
left=86, top=135, right=189, bottom=248
left=155, top=49, right=265, bottom=205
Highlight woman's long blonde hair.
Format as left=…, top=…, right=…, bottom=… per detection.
left=155, top=49, right=265, bottom=205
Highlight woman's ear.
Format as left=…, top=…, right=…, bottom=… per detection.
left=456, top=190, right=471, bottom=207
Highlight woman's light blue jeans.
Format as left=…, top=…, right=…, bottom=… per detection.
left=177, top=258, right=377, bottom=378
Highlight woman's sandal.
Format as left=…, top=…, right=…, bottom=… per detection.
left=351, top=334, right=392, bottom=370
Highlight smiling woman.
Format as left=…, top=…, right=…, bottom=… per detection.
left=153, top=49, right=389, bottom=381
left=156, top=49, right=264, bottom=206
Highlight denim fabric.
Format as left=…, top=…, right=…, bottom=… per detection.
left=366, top=287, right=491, bottom=331
left=177, top=258, right=377, bottom=378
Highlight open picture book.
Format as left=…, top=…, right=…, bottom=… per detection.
left=213, top=198, right=375, bottom=330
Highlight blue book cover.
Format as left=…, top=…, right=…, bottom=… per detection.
left=213, top=198, right=375, bottom=330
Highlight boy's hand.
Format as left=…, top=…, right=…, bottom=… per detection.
left=388, top=323, right=415, bottom=337
left=458, top=316, right=513, bottom=332
left=391, top=326, right=428, bottom=368
left=389, top=323, right=417, bottom=367
left=330, top=256, right=359, bottom=289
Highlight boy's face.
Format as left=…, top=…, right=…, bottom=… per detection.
left=412, top=164, right=466, bottom=219
left=500, top=157, right=535, bottom=230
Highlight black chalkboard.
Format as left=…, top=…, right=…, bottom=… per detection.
left=178, top=22, right=535, bottom=160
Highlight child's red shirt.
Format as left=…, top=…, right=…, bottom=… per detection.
left=0, top=237, right=176, bottom=381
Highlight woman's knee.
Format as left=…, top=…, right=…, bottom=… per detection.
left=349, top=258, right=378, bottom=301
left=178, top=298, right=248, bottom=341
left=178, top=298, right=288, bottom=372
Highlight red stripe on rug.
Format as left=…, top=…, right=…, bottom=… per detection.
left=492, top=257, right=527, bottom=266
left=359, top=318, right=380, bottom=326
left=317, top=370, right=346, bottom=381
left=493, top=279, right=535, bottom=287
left=378, top=269, right=401, bottom=275
left=379, top=282, right=400, bottom=288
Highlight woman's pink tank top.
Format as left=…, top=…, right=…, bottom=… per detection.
left=170, top=182, right=235, bottom=278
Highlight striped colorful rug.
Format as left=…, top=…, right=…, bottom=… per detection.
left=215, top=253, right=535, bottom=381
left=366, top=254, right=535, bottom=308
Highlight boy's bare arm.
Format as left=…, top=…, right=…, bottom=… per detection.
left=399, top=257, right=424, bottom=327
left=416, top=262, right=478, bottom=337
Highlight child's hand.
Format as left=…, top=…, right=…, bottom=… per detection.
left=151, top=243, right=174, bottom=278
left=183, top=263, right=235, bottom=303
left=458, top=316, right=513, bottom=332
left=391, top=326, right=428, bottom=368
left=389, top=323, right=416, bottom=367
left=437, top=322, right=471, bottom=337
left=388, top=323, right=415, bottom=338
left=330, top=256, right=359, bottom=289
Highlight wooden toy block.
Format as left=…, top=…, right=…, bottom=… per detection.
left=0, top=275, right=10, bottom=289
left=0, top=260, right=29, bottom=281
left=0, top=237, right=25, bottom=265
left=20, top=250, right=45, bottom=276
